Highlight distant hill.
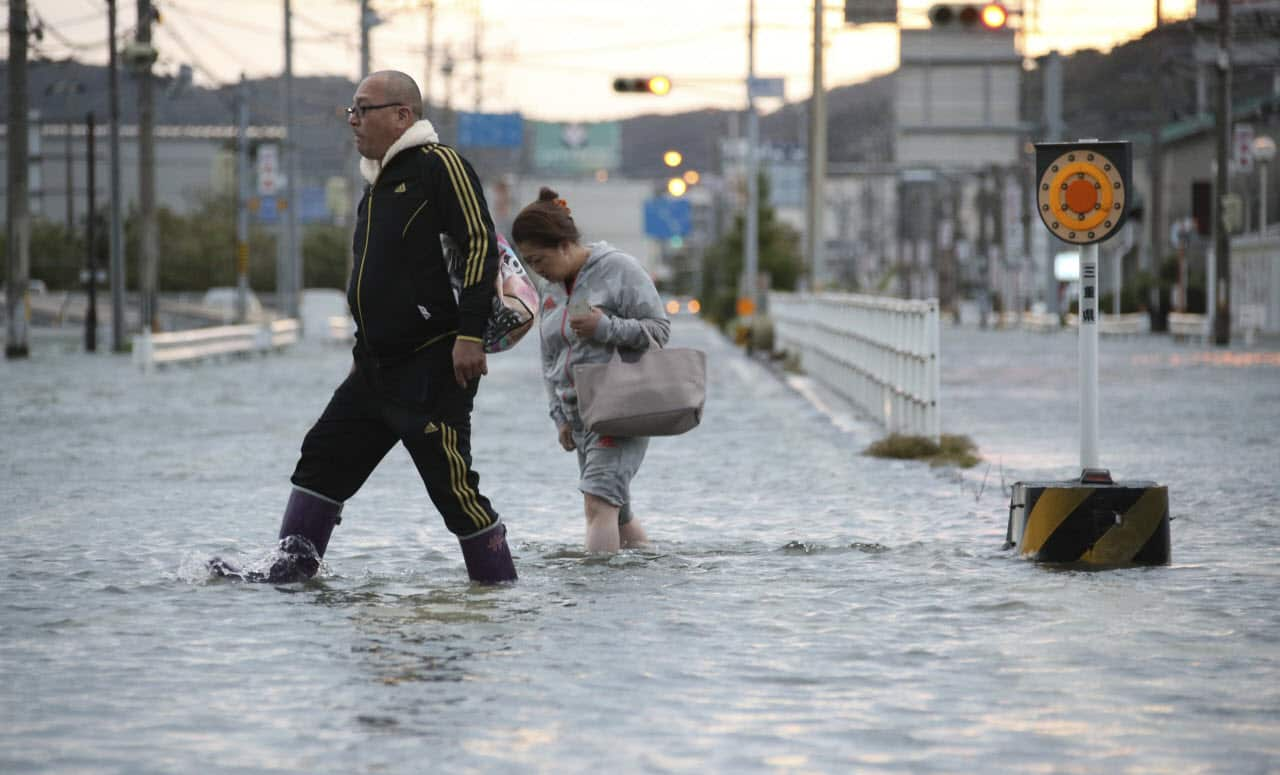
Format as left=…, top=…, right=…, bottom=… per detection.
left=3, top=16, right=1272, bottom=184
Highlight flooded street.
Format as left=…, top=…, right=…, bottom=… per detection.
left=2, top=320, right=1278, bottom=773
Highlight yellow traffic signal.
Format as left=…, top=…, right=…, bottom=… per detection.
left=980, top=2, right=1007, bottom=29
left=613, top=76, right=672, bottom=95
left=928, top=3, right=1008, bottom=30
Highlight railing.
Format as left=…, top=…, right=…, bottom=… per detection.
left=769, top=292, right=940, bottom=442
left=328, top=315, right=356, bottom=342
left=1168, top=312, right=1208, bottom=342
left=132, top=318, right=300, bottom=371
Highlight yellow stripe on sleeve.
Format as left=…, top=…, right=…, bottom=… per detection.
left=430, top=147, right=489, bottom=287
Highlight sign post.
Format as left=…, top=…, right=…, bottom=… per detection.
left=1005, top=140, right=1171, bottom=567
left=1034, top=141, right=1131, bottom=468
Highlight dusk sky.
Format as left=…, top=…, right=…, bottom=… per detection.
left=15, top=0, right=1196, bottom=120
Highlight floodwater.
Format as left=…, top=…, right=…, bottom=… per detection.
left=2, top=319, right=1278, bottom=773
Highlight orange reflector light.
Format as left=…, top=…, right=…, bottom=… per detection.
left=1065, top=178, right=1099, bottom=215
left=1080, top=468, right=1114, bottom=485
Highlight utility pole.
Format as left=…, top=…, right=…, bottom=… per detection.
left=136, top=0, right=159, bottom=332
left=65, top=116, right=75, bottom=233
left=806, top=0, right=827, bottom=291
left=442, top=49, right=456, bottom=144
left=85, top=110, right=98, bottom=350
left=283, top=0, right=301, bottom=318
left=360, top=0, right=371, bottom=79
left=1149, top=14, right=1166, bottom=299
left=744, top=0, right=760, bottom=316
left=1213, top=0, right=1232, bottom=345
left=424, top=0, right=435, bottom=109
left=1043, top=50, right=1063, bottom=316
left=6, top=0, right=31, bottom=359
left=472, top=3, right=483, bottom=111
left=236, top=76, right=251, bottom=323
left=86, top=112, right=99, bottom=352
left=107, top=0, right=127, bottom=352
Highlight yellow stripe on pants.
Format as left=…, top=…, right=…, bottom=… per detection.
left=441, top=424, right=490, bottom=530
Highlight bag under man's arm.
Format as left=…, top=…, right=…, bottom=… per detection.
left=422, top=145, right=499, bottom=343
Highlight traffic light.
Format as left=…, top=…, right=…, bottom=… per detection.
left=928, top=3, right=1008, bottom=30
left=613, top=76, right=672, bottom=95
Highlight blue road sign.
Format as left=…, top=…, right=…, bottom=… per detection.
left=299, top=187, right=328, bottom=223
left=256, top=195, right=278, bottom=223
left=644, top=196, right=691, bottom=241
left=458, top=112, right=524, bottom=148
left=256, top=187, right=331, bottom=224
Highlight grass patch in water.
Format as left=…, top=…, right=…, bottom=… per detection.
left=865, top=433, right=981, bottom=468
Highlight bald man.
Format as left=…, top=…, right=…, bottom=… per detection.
left=213, top=70, right=516, bottom=584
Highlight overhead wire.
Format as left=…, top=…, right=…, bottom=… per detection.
left=155, top=7, right=231, bottom=88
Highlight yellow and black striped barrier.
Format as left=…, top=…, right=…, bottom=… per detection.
left=1006, top=469, right=1170, bottom=566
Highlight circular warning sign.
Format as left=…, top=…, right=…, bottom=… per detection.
left=1036, top=149, right=1126, bottom=245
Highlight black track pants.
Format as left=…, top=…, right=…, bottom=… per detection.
left=290, top=346, right=499, bottom=537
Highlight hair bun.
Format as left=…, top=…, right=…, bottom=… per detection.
left=537, top=187, right=560, bottom=202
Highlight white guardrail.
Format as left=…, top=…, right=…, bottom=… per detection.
left=132, top=318, right=301, bottom=371
left=1167, top=312, right=1209, bottom=342
left=769, top=292, right=940, bottom=442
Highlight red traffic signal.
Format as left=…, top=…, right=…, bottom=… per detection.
left=612, top=76, right=672, bottom=95
left=928, top=3, right=1008, bottom=30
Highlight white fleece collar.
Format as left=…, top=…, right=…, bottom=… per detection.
left=359, top=119, right=440, bottom=185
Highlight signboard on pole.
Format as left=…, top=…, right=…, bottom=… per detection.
left=1232, top=124, right=1255, bottom=173
left=531, top=121, right=621, bottom=174
left=256, top=144, right=280, bottom=196
left=644, top=197, right=691, bottom=241
left=895, top=28, right=1022, bottom=168
left=748, top=77, right=786, bottom=99
left=457, top=112, right=524, bottom=148
left=844, top=0, right=897, bottom=24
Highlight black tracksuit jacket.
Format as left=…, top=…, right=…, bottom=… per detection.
left=348, top=142, right=499, bottom=363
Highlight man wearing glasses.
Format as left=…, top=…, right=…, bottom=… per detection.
left=212, top=70, right=517, bottom=584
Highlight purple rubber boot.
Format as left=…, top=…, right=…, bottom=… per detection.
left=209, top=487, right=342, bottom=583
left=458, top=522, right=517, bottom=583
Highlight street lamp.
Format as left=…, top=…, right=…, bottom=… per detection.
left=1254, top=135, right=1275, bottom=233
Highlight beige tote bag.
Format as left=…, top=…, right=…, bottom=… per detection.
left=572, top=336, right=706, bottom=437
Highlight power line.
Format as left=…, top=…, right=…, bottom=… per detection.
left=162, top=0, right=281, bottom=38
left=156, top=9, right=230, bottom=87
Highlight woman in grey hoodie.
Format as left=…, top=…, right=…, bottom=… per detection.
left=511, top=188, right=671, bottom=553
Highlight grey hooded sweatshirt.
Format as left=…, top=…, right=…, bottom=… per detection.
left=539, top=242, right=671, bottom=428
